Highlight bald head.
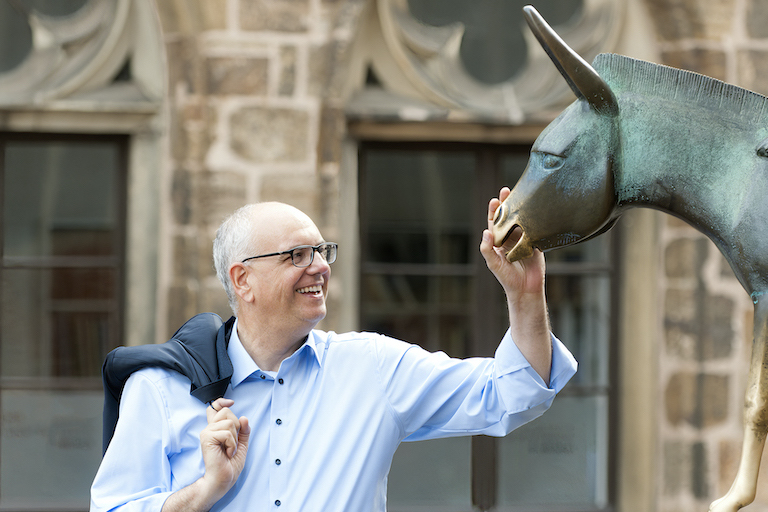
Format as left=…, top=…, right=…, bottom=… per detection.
left=213, top=202, right=321, bottom=314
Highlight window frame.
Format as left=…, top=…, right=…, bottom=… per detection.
left=0, top=131, right=128, bottom=388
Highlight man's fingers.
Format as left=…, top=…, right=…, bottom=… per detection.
left=207, top=398, right=235, bottom=421
left=487, top=187, right=512, bottom=227
left=203, top=427, right=239, bottom=458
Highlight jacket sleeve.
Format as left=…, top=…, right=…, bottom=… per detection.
left=374, top=329, right=577, bottom=441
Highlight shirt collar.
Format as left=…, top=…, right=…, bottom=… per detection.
left=227, top=318, right=322, bottom=388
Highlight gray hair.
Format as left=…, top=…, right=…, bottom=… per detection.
left=213, top=204, right=261, bottom=315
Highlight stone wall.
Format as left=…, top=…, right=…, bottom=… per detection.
left=643, top=0, right=768, bottom=509
left=153, top=0, right=364, bottom=334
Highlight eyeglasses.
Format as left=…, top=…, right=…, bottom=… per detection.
left=241, top=242, right=338, bottom=268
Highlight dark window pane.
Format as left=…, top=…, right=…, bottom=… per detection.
left=51, top=311, right=112, bottom=377
left=498, top=395, right=609, bottom=508
left=388, top=437, right=472, bottom=510
left=50, top=267, right=117, bottom=300
left=1, top=267, right=118, bottom=378
left=1, top=389, right=103, bottom=509
left=1, top=136, right=124, bottom=381
left=0, top=3, right=32, bottom=73
left=3, top=141, right=119, bottom=258
left=363, top=150, right=475, bottom=265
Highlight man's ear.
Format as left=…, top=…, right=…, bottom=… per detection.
left=229, top=263, right=255, bottom=304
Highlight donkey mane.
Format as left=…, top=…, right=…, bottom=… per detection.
left=593, top=53, right=768, bottom=125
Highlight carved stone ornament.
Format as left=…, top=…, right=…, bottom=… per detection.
left=0, top=0, right=160, bottom=107
left=366, top=0, right=624, bottom=123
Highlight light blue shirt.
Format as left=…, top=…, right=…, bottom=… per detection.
left=90, top=324, right=577, bottom=512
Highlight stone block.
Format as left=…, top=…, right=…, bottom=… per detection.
left=665, top=288, right=734, bottom=361
left=665, top=237, right=708, bottom=279
left=318, top=106, right=344, bottom=165
left=156, top=0, right=227, bottom=33
left=172, top=168, right=193, bottom=225
left=661, top=48, right=726, bottom=81
left=665, top=288, right=698, bottom=325
left=230, top=107, right=310, bottom=164
left=701, top=294, right=734, bottom=359
left=644, top=0, right=736, bottom=41
left=309, top=41, right=350, bottom=98
left=691, top=442, right=709, bottom=499
left=665, top=372, right=729, bottom=427
left=206, top=57, right=269, bottom=96
left=195, top=170, right=249, bottom=227
left=239, top=0, right=310, bottom=32
left=166, top=284, right=199, bottom=335
left=200, top=283, right=232, bottom=320
left=737, top=50, right=768, bottom=97
left=172, top=234, right=200, bottom=280
left=665, top=324, right=697, bottom=359
left=663, top=440, right=688, bottom=495
left=165, top=38, right=201, bottom=95
left=259, top=173, right=319, bottom=219
left=747, top=0, right=768, bottom=38
left=279, top=45, right=297, bottom=97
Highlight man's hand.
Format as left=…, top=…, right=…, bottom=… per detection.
left=480, top=187, right=552, bottom=385
left=200, top=398, right=250, bottom=493
left=480, top=187, right=546, bottom=300
left=162, top=398, right=250, bottom=512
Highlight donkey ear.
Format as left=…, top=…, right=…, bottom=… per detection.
left=523, top=5, right=618, bottom=117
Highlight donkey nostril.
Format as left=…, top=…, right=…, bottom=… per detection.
left=493, top=203, right=505, bottom=224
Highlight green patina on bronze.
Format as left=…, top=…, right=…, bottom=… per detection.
left=492, top=7, right=768, bottom=512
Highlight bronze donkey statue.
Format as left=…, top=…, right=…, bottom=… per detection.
left=492, top=6, right=768, bottom=512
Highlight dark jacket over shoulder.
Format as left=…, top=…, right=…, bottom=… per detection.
left=101, top=313, right=235, bottom=454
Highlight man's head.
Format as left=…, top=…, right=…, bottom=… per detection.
left=213, top=203, right=333, bottom=335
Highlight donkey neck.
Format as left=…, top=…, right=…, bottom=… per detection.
left=614, top=94, right=768, bottom=294
left=615, top=94, right=764, bottom=230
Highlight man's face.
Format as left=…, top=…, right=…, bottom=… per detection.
left=243, top=208, right=331, bottom=336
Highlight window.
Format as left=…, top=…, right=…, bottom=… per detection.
left=359, top=142, right=615, bottom=511
left=0, top=133, right=127, bottom=509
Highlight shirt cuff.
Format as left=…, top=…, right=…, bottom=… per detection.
left=494, top=329, right=578, bottom=393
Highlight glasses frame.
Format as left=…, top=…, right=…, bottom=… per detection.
left=241, top=242, right=338, bottom=268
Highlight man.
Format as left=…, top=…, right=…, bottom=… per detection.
left=90, top=188, right=577, bottom=511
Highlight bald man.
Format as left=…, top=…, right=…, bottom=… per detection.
left=91, top=193, right=577, bottom=512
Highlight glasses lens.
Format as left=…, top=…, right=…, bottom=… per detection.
left=321, top=243, right=337, bottom=264
left=291, top=246, right=313, bottom=267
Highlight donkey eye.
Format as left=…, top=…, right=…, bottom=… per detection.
left=542, top=153, right=565, bottom=170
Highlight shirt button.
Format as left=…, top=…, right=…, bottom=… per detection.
left=278, top=378, right=284, bottom=385
left=260, top=374, right=266, bottom=380
left=275, top=458, right=281, bottom=465
left=275, top=500, right=281, bottom=506
left=276, top=418, right=282, bottom=425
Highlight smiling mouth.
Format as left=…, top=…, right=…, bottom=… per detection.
left=297, top=284, right=323, bottom=295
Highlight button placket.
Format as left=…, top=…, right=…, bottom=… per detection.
left=270, top=370, right=290, bottom=509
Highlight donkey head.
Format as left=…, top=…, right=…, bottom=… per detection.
left=492, top=6, right=620, bottom=261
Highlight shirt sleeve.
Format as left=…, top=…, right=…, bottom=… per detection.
left=374, top=329, right=577, bottom=442
left=90, top=371, right=175, bottom=512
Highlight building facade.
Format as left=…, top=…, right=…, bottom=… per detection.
left=1, top=0, right=767, bottom=510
